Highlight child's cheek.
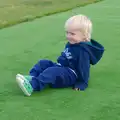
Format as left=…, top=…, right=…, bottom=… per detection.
left=73, top=36, right=78, bottom=42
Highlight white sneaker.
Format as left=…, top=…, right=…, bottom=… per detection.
left=16, top=74, right=33, bottom=96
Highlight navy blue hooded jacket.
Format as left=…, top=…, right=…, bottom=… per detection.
left=57, top=39, right=104, bottom=90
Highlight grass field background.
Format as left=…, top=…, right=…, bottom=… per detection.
left=0, top=0, right=102, bottom=29
left=0, top=0, right=120, bottom=119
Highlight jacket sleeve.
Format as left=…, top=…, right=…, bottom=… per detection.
left=74, top=49, right=90, bottom=91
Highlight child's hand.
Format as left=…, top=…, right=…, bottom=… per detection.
left=74, top=88, right=80, bottom=91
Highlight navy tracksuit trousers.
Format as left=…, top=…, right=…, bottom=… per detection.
left=29, top=60, right=77, bottom=91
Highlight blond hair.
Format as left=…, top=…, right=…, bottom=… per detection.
left=65, top=14, right=92, bottom=41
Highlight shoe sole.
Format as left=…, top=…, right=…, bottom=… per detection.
left=16, top=74, right=31, bottom=96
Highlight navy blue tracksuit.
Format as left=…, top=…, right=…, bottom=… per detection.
left=29, top=39, right=104, bottom=91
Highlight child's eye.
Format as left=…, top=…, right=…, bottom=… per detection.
left=71, top=33, right=75, bottom=35
left=66, top=31, right=75, bottom=35
left=69, top=32, right=75, bottom=36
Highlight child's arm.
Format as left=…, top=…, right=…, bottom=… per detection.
left=74, top=49, right=90, bottom=91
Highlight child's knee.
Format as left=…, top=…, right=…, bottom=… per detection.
left=38, top=59, right=54, bottom=67
left=42, top=67, right=63, bottom=77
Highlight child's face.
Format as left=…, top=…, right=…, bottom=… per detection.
left=65, top=28, right=85, bottom=44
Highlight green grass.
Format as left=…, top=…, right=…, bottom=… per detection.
left=0, top=0, right=120, bottom=119
left=0, top=0, right=103, bottom=29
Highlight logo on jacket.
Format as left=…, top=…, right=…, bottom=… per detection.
left=63, top=48, right=72, bottom=59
